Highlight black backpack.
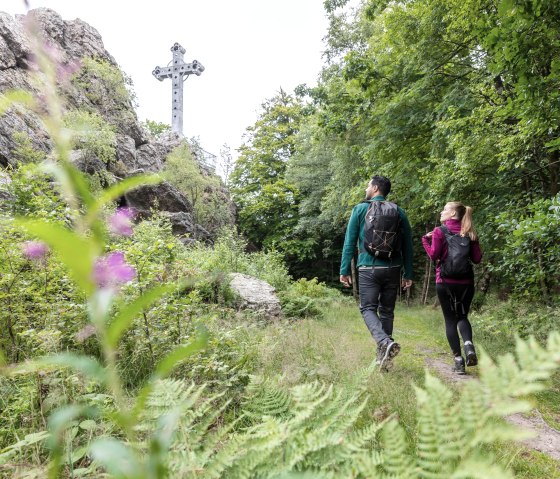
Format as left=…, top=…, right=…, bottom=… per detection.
left=363, top=201, right=401, bottom=259
left=439, top=225, right=473, bottom=279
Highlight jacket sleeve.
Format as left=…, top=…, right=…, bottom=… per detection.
left=399, top=208, right=414, bottom=280
left=470, top=240, right=483, bottom=264
left=422, top=227, right=445, bottom=262
left=339, top=206, right=361, bottom=276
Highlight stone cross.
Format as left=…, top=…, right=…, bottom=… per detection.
left=152, top=43, right=205, bottom=134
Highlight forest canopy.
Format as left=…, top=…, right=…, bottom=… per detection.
left=230, top=0, right=560, bottom=299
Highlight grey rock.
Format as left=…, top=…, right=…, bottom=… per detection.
left=0, top=33, right=16, bottom=69
left=124, top=182, right=192, bottom=214
left=69, top=149, right=113, bottom=182
left=228, top=273, right=282, bottom=319
left=114, top=134, right=137, bottom=172
left=0, top=12, right=31, bottom=67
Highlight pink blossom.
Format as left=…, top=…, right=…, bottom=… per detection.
left=93, top=252, right=136, bottom=290
left=22, top=241, right=49, bottom=260
left=108, top=208, right=137, bottom=236
left=57, top=60, right=82, bottom=84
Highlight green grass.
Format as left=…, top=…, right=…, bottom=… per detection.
left=254, top=298, right=560, bottom=478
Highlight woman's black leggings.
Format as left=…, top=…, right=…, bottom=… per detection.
left=436, top=283, right=475, bottom=357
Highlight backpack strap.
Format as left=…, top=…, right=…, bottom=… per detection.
left=439, top=225, right=453, bottom=238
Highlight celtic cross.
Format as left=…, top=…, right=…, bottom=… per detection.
left=152, top=43, right=205, bottom=134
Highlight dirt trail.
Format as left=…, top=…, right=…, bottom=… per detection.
left=424, top=352, right=560, bottom=462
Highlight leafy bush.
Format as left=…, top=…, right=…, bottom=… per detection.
left=5, top=163, right=68, bottom=220
left=163, top=145, right=234, bottom=236
left=183, top=228, right=292, bottom=292
left=280, top=278, right=343, bottom=319
left=71, top=56, right=137, bottom=132
left=141, top=119, right=171, bottom=136
left=0, top=219, right=87, bottom=362
left=25, top=332, right=556, bottom=479
left=63, top=110, right=116, bottom=165
left=10, top=132, right=46, bottom=165
left=471, top=296, right=560, bottom=343
left=491, top=195, right=560, bottom=301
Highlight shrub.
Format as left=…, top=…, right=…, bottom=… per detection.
left=471, top=296, right=560, bottom=343
left=63, top=110, right=116, bottom=165
left=280, top=278, right=342, bottom=319
left=491, top=195, right=560, bottom=301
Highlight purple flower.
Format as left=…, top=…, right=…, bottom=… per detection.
left=22, top=241, right=49, bottom=260
left=57, top=60, right=82, bottom=84
left=93, top=252, right=136, bottom=290
left=108, top=208, right=137, bottom=236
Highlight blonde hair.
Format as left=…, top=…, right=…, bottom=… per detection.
left=447, top=201, right=478, bottom=241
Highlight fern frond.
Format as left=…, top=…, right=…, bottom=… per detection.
left=125, top=332, right=560, bottom=478
left=242, top=376, right=293, bottom=419
left=378, top=419, right=416, bottom=478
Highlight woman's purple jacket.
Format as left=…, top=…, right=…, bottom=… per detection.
left=421, top=218, right=483, bottom=284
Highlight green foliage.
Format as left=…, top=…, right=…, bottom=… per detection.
left=246, top=0, right=560, bottom=293
left=45, top=332, right=558, bottom=478
left=10, top=131, right=47, bottom=165
left=63, top=109, right=117, bottom=165
left=71, top=57, right=137, bottom=127
left=0, top=218, right=86, bottom=363
left=280, top=278, right=343, bottom=319
left=472, top=296, right=560, bottom=343
left=230, top=89, right=314, bottom=263
left=492, top=195, right=560, bottom=300
left=185, top=228, right=293, bottom=292
left=164, top=144, right=233, bottom=236
left=0, top=34, right=208, bottom=478
left=4, top=163, right=68, bottom=220
left=142, top=119, right=171, bottom=136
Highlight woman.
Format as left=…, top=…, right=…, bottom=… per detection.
left=422, top=202, right=483, bottom=374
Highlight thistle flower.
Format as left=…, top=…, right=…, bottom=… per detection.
left=22, top=241, right=49, bottom=260
left=93, top=252, right=136, bottom=290
left=108, top=208, right=137, bottom=236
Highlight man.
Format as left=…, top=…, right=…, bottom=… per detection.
left=340, top=175, right=413, bottom=370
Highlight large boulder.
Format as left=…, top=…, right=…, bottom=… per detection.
left=228, top=273, right=282, bottom=319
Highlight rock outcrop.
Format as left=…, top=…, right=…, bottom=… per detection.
left=0, top=8, right=231, bottom=241
left=228, top=273, right=282, bottom=319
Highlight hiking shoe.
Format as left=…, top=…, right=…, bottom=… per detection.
left=453, top=356, right=466, bottom=375
left=378, top=339, right=401, bottom=371
left=464, top=342, right=478, bottom=367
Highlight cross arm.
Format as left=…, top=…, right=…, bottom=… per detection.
left=152, top=60, right=205, bottom=81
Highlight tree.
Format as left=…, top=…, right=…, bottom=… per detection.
left=230, top=89, right=308, bottom=259
left=219, top=143, right=234, bottom=186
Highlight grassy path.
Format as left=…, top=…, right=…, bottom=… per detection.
left=255, top=299, right=560, bottom=478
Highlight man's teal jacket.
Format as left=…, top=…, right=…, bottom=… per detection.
left=340, top=195, right=414, bottom=279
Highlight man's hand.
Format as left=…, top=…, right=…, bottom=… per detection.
left=340, top=275, right=352, bottom=288
left=402, top=278, right=413, bottom=290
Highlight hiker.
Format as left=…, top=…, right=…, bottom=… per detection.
left=340, top=175, right=414, bottom=371
left=422, top=201, right=483, bottom=375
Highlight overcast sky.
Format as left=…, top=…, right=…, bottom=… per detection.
left=2, top=0, right=332, bottom=170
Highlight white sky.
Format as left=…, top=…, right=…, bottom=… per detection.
left=2, top=0, right=331, bottom=169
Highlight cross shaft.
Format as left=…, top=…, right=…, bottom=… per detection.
left=152, top=42, right=205, bottom=134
